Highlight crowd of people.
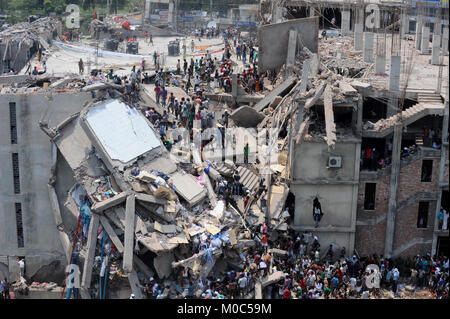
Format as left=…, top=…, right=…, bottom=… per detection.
left=135, top=221, right=449, bottom=299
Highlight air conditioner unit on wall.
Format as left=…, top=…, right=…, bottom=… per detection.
left=328, top=156, right=342, bottom=168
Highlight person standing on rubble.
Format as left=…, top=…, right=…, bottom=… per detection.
left=153, top=51, right=158, bottom=66
left=78, top=58, right=84, bottom=75
left=260, top=186, right=267, bottom=214
left=154, top=84, right=161, bottom=105
left=183, top=59, right=188, bottom=76
left=161, top=87, right=168, bottom=108
left=222, top=110, right=229, bottom=128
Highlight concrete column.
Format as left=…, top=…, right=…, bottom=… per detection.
left=431, top=34, right=441, bottom=65
left=349, top=139, right=362, bottom=257
left=442, top=28, right=449, bottom=56
left=342, top=9, right=351, bottom=36
left=421, top=26, right=430, bottom=55
left=401, top=12, right=409, bottom=39
left=299, top=60, right=311, bottom=93
left=310, top=6, right=315, bottom=17
left=375, top=54, right=386, bottom=74
left=286, top=30, right=298, bottom=69
left=384, top=120, right=402, bottom=258
left=168, top=1, right=174, bottom=27
left=81, top=213, right=100, bottom=289
left=231, top=73, right=238, bottom=98
left=389, top=55, right=401, bottom=92
left=354, top=23, right=364, bottom=51
left=431, top=96, right=449, bottom=255
left=363, top=32, right=374, bottom=63
left=123, top=194, right=135, bottom=274
left=144, top=0, right=150, bottom=21
left=415, top=15, right=423, bottom=50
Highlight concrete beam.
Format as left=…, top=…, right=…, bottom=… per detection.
left=323, top=85, right=337, bottom=149
left=81, top=213, right=100, bottom=288
left=304, top=84, right=325, bottom=109
left=91, top=192, right=128, bottom=213
left=99, top=215, right=124, bottom=254
left=135, top=193, right=167, bottom=206
left=253, top=76, right=297, bottom=112
left=123, top=195, right=136, bottom=274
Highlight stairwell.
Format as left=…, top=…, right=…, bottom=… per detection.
left=363, top=94, right=445, bottom=138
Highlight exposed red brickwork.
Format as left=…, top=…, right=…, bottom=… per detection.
left=396, top=158, right=440, bottom=203
left=355, top=222, right=386, bottom=256
left=393, top=201, right=434, bottom=254
left=356, top=156, right=440, bottom=257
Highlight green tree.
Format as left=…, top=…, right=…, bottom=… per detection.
left=43, top=0, right=66, bottom=13
left=9, top=0, right=39, bottom=12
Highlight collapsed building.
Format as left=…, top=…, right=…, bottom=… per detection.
left=0, top=17, right=62, bottom=74
left=0, top=0, right=449, bottom=299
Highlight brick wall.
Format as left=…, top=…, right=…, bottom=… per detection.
left=356, top=156, right=440, bottom=257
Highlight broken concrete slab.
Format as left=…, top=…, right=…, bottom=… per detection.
left=91, top=192, right=128, bottom=213
left=135, top=216, right=148, bottom=236
left=261, top=271, right=287, bottom=288
left=153, top=252, right=175, bottom=279
left=154, top=221, right=177, bottom=234
left=339, top=81, right=358, bottom=96
left=136, top=171, right=158, bottom=183
left=138, top=232, right=179, bottom=254
left=169, top=171, right=207, bottom=207
left=258, top=17, right=319, bottom=71
left=230, top=105, right=266, bottom=128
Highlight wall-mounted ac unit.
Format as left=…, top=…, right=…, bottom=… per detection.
left=328, top=156, right=342, bottom=168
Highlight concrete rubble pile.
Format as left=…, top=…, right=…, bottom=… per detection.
left=0, top=17, right=62, bottom=73
left=37, top=81, right=293, bottom=298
